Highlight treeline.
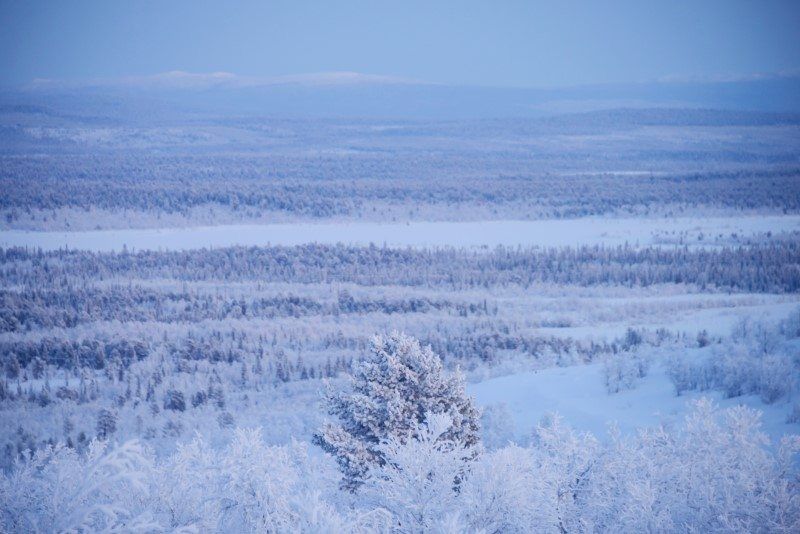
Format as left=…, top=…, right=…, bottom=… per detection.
left=0, top=325, right=561, bottom=373
left=2, top=338, right=149, bottom=373
left=3, top=242, right=799, bottom=292
left=2, top=151, right=799, bottom=219
left=0, top=286, right=487, bottom=333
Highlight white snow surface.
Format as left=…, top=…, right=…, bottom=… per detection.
left=469, top=359, right=799, bottom=444
left=1, top=215, right=798, bottom=252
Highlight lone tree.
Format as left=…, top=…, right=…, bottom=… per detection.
left=314, top=331, right=481, bottom=491
left=96, top=409, right=117, bottom=440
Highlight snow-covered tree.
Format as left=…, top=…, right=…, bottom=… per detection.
left=362, top=412, right=477, bottom=532
left=0, top=440, right=157, bottom=533
left=95, top=408, right=117, bottom=440
left=4, top=354, right=20, bottom=380
left=163, top=389, right=186, bottom=412
left=153, top=429, right=386, bottom=532
left=480, top=402, right=516, bottom=450
left=529, top=412, right=600, bottom=533
left=459, top=444, right=556, bottom=533
left=314, top=331, right=481, bottom=491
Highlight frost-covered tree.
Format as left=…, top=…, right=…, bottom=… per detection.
left=314, top=331, right=481, bottom=491
left=459, top=444, right=556, bottom=533
left=95, top=408, right=117, bottom=440
left=4, top=354, right=20, bottom=380
left=530, top=412, right=600, bottom=533
left=30, top=357, right=45, bottom=380
left=163, top=389, right=186, bottom=412
left=154, top=429, right=386, bottom=532
left=480, top=402, right=517, bottom=450
left=588, top=400, right=800, bottom=532
left=667, top=317, right=799, bottom=403
left=362, top=412, right=477, bottom=532
left=603, top=349, right=650, bottom=394
left=0, top=440, right=156, bottom=533
left=1, top=400, right=798, bottom=533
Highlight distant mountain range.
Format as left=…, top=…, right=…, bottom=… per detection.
left=2, top=71, right=800, bottom=122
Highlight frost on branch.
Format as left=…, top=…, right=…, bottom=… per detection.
left=362, top=412, right=478, bottom=532
left=0, top=439, right=157, bottom=533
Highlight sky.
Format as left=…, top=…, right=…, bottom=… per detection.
left=1, top=0, right=799, bottom=88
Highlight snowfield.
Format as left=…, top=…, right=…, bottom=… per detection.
left=2, top=215, right=798, bottom=251
left=470, top=357, right=799, bottom=444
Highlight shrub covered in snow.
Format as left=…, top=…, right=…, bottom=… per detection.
left=602, top=348, right=651, bottom=394
left=362, top=412, right=478, bottom=532
left=2, top=399, right=797, bottom=533
left=480, top=402, right=517, bottom=450
left=668, top=316, right=799, bottom=403
left=0, top=440, right=156, bottom=533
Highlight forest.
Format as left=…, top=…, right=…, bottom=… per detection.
left=1, top=112, right=799, bottom=532
left=2, top=112, right=800, bottom=230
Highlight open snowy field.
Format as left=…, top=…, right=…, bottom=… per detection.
left=2, top=214, right=798, bottom=251
left=470, top=355, right=800, bottom=444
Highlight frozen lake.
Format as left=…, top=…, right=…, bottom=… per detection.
left=1, top=215, right=798, bottom=252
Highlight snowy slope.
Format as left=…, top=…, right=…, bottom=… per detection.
left=469, top=359, right=799, bottom=444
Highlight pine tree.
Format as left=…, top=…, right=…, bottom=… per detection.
left=95, top=409, right=117, bottom=440
left=5, top=355, right=20, bottom=380
left=31, top=357, right=45, bottom=380
left=314, top=331, right=481, bottom=491
left=240, top=362, right=249, bottom=386
left=163, top=389, right=186, bottom=412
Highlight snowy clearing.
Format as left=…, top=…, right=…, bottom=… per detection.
left=1, top=215, right=798, bottom=251
left=470, top=358, right=799, bottom=444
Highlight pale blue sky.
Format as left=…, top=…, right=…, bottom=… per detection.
left=1, top=0, right=799, bottom=88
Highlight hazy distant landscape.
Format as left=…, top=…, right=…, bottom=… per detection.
left=2, top=1, right=800, bottom=532
left=3, top=91, right=800, bottom=233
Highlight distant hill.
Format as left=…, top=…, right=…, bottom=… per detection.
left=2, top=71, right=800, bottom=122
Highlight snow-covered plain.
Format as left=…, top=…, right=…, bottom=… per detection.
left=2, top=214, right=798, bottom=251
left=470, top=357, right=799, bottom=444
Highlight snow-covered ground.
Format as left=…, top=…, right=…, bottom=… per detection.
left=1, top=215, right=798, bottom=251
left=533, top=298, right=800, bottom=341
left=470, top=358, right=799, bottom=444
